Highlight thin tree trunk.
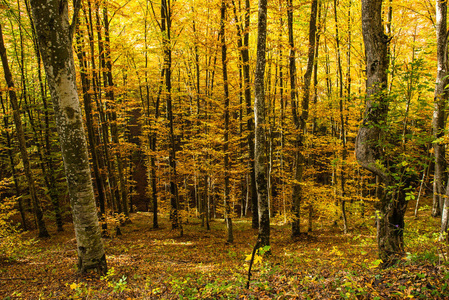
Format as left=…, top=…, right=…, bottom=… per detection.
left=75, top=25, right=107, bottom=234
left=161, top=0, right=180, bottom=231
left=95, top=4, right=120, bottom=213
left=103, top=4, right=129, bottom=218
left=241, top=0, right=258, bottom=229
left=0, top=25, right=49, bottom=238
left=335, top=0, right=348, bottom=234
left=0, top=92, right=27, bottom=230
left=254, top=0, right=270, bottom=248
left=220, top=0, right=233, bottom=243
left=290, top=0, right=318, bottom=237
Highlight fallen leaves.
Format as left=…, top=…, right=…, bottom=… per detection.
left=0, top=209, right=448, bottom=299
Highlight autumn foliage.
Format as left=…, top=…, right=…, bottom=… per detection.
left=0, top=0, right=449, bottom=297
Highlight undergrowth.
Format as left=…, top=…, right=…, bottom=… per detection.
left=0, top=204, right=448, bottom=299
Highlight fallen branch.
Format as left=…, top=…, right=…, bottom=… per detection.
left=246, top=234, right=261, bottom=289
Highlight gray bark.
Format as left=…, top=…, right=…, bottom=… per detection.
left=433, top=0, right=448, bottom=218
left=254, top=0, right=270, bottom=248
left=30, top=0, right=106, bottom=273
left=357, top=0, right=407, bottom=267
left=436, top=0, right=449, bottom=235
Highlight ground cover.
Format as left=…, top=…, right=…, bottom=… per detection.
left=1, top=202, right=448, bottom=299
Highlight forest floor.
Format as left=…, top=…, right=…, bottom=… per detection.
left=1, top=199, right=449, bottom=299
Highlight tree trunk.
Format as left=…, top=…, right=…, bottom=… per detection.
left=435, top=0, right=449, bottom=236
left=335, top=0, right=348, bottom=234
left=220, top=0, right=233, bottom=243
left=357, top=0, right=407, bottom=267
left=0, top=92, right=27, bottom=230
left=75, top=25, right=107, bottom=234
left=433, top=0, right=448, bottom=218
left=161, top=0, right=180, bottom=231
left=103, top=4, right=129, bottom=218
left=290, top=0, right=318, bottom=237
left=241, top=0, right=258, bottom=229
left=0, top=24, right=49, bottom=238
left=254, top=0, right=270, bottom=248
left=94, top=4, right=120, bottom=213
left=30, top=0, right=107, bottom=273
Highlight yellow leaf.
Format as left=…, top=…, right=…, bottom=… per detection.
left=70, top=283, right=78, bottom=290
left=254, top=255, right=263, bottom=265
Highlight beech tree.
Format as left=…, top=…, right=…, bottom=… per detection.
left=433, top=0, right=448, bottom=218
left=254, top=0, right=269, bottom=248
left=357, top=0, right=408, bottom=266
left=435, top=0, right=449, bottom=238
left=30, top=0, right=107, bottom=273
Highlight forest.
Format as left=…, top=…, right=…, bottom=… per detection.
left=1, top=0, right=449, bottom=298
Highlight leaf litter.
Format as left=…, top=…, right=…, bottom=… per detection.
left=0, top=208, right=448, bottom=299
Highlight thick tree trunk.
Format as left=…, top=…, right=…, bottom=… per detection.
left=0, top=25, right=49, bottom=238
left=254, top=0, right=270, bottom=248
left=433, top=0, right=448, bottom=218
left=357, top=0, right=407, bottom=267
left=30, top=0, right=107, bottom=273
left=435, top=0, right=449, bottom=235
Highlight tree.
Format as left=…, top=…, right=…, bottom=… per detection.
left=254, top=0, right=269, bottom=248
left=357, top=0, right=407, bottom=267
left=29, top=0, right=107, bottom=273
left=0, top=24, right=49, bottom=238
left=289, top=0, right=318, bottom=237
left=220, top=0, right=233, bottom=243
left=435, top=0, right=449, bottom=238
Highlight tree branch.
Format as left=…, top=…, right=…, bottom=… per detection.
left=69, top=0, right=81, bottom=40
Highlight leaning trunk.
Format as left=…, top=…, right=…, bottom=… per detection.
left=0, top=25, right=49, bottom=238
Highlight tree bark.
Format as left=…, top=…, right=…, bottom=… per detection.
left=433, top=0, right=448, bottom=218
left=0, top=92, right=27, bottom=230
left=74, top=25, right=107, bottom=234
left=103, top=4, right=129, bottom=218
left=0, top=24, right=49, bottom=238
left=290, top=0, right=318, bottom=237
left=220, top=0, right=233, bottom=243
left=240, top=0, right=258, bottom=229
left=161, top=0, right=180, bottom=231
left=254, top=0, right=270, bottom=248
left=357, top=0, right=407, bottom=267
left=30, top=0, right=107, bottom=273
left=435, top=0, right=449, bottom=236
